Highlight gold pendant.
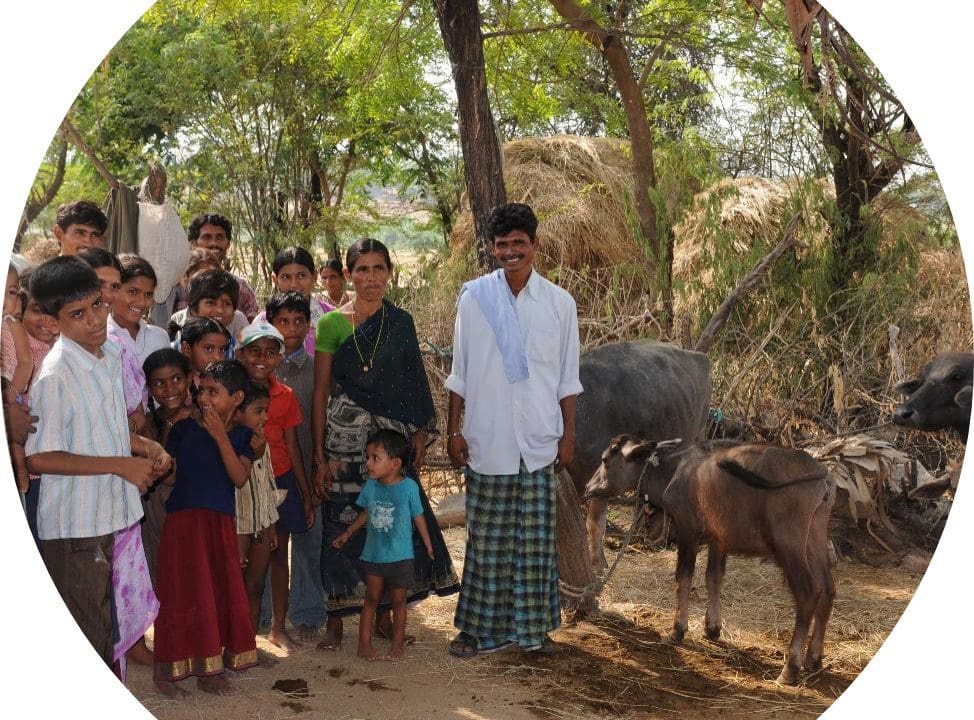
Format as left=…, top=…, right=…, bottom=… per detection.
left=362, top=363, right=370, bottom=373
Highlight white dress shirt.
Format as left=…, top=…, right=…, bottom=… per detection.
left=446, top=269, right=583, bottom=474
left=25, top=337, right=143, bottom=540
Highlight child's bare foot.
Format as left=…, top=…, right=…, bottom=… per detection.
left=315, top=620, right=343, bottom=651
left=197, top=674, right=236, bottom=695
left=154, top=680, right=189, bottom=698
left=375, top=618, right=415, bottom=646
left=357, top=644, right=388, bottom=661
left=267, top=627, right=302, bottom=653
left=257, top=647, right=279, bottom=667
left=126, top=637, right=153, bottom=666
left=387, top=644, right=405, bottom=661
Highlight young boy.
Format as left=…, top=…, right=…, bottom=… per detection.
left=236, top=318, right=313, bottom=652
left=169, top=269, right=247, bottom=353
left=53, top=200, right=107, bottom=256
left=24, top=256, right=171, bottom=670
left=332, top=429, right=434, bottom=661
left=265, top=291, right=325, bottom=641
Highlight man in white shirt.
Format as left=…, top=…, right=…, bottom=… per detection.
left=446, top=203, right=583, bottom=657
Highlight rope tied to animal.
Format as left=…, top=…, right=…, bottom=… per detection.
left=558, top=454, right=659, bottom=607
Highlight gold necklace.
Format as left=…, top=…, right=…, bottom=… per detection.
left=351, top=302, right=385, bottom=373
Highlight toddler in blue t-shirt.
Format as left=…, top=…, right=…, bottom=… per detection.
left=332, top=429, right=433, bottom=661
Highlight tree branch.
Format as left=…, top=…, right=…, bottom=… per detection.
left=694, top=214, right=803, bottom=355
left=60, top=118, right=120, bottom=189
left=481, top=22, right=572, bottom=39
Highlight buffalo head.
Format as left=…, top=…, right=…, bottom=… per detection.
left=893, top=352, right=973, bottom=441
left=583, top=434, right=683, bottom=502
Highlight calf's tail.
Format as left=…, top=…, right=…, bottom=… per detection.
left=717, top=460, right=826, bottom=490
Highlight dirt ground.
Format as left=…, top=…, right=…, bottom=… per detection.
left=126, top=524, right=921, bottom=720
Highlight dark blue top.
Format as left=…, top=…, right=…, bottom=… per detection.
left=356, top=476, right=423, bottom=563
left=165, top=419, right=254, bottom=517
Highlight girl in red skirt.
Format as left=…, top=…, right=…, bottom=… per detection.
left=153, top=359, right=257, bottom=697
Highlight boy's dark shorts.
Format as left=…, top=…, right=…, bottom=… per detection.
left=359, top=559, right=415, bottom=589
left=275, top=469, right=306, bottom=534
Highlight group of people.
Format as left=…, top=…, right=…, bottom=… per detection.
left=2, top=199, right=582, bottom=696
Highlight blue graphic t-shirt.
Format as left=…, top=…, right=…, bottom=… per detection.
left=356, top=476, right=423, bottom=563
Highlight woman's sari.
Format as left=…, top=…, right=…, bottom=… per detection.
left=319, top=300, right=459, bottom=616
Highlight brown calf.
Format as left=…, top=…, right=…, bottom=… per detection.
left=589, top=436, right=836, bottom=685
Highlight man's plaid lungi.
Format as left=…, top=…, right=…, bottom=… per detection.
left=453, top=461, right=560, bottom=648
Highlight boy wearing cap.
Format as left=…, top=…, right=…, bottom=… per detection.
left=236, top=318, right=313, bottom=652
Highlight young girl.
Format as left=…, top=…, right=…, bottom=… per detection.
left=154, top=359, right=257, bottom=697
left=2, top=265, right=33, bottom=492
left=141, top=349, right=195, bottom=586
left=318, top=258, right=351, bottom=308
left=169, top=268, right=248, bottom=348
left=17, top=268, right=56, bottom=541
left=258, top=246, right=333, bottom=355
left=178, top=316, right=232, bottom=393
left=233, top=379, right=283, bottom=665
left=332, top=429, right=434, bottom=661
left=107, top=255, right=170, bottom=435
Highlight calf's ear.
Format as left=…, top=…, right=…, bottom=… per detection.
left=621, top=440, right=657, bottom=461
left=954, top=385, right=972, bottom=410
left=894, top=379, right=922, bottom=396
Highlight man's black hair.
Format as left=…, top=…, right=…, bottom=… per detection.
left=199, top=359, right=250, bottom=395
left=77, top=246, right=122, bottom=273
left=29, top=256, right=101, bottom=317
left=265, top=291, right=311, bottom=323
left=118, top=254, right=158, bottom=285
left=240, top=379, right=270, bottom=410
left=179, top=316, right=231, bottom=347
left=188, top=269, right=239, bottom=310
left=55, top=200, right=108, bottom=233
left=487, top=203, right=538, bottom=242
left=187, top=213, right=232, bottom=243
left=366, top=428, right=413, bottom=472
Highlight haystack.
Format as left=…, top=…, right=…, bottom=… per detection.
left=448, top=135, right=643, bottom=269
left=671, top=175, right=940, bottom=320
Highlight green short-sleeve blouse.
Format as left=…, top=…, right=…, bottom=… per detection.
left=315, top=310, right=354, bottom=355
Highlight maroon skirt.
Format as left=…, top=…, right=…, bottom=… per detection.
left=152, top=508, right=257, bottom=681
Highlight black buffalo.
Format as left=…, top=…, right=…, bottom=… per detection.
left=893, top=351, right=973, bottom=442
left=566, top=340, right=712, bottom=568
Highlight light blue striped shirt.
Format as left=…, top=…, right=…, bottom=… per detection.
left=25, top=336, right=143, bottom=540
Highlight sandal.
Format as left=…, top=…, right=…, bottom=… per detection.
left=523, top=637, right=564, bottom=654
left=448, top=633, right=514, bottom=658
left=448, top=632, right=480, bottom=658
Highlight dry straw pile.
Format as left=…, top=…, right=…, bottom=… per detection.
left=449, top=135, right=642, bottom=270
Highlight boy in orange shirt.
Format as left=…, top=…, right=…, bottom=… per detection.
left=236, top=319, right=313, bottom=652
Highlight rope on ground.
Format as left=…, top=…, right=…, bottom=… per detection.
left=558, top=497, right=647, bottom=608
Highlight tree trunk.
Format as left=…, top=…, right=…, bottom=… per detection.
left=555, top=469, right=599, bottom=619
left=548, top=0, right=665, bottom=321
left=433, top=0, right=505, bottom=273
